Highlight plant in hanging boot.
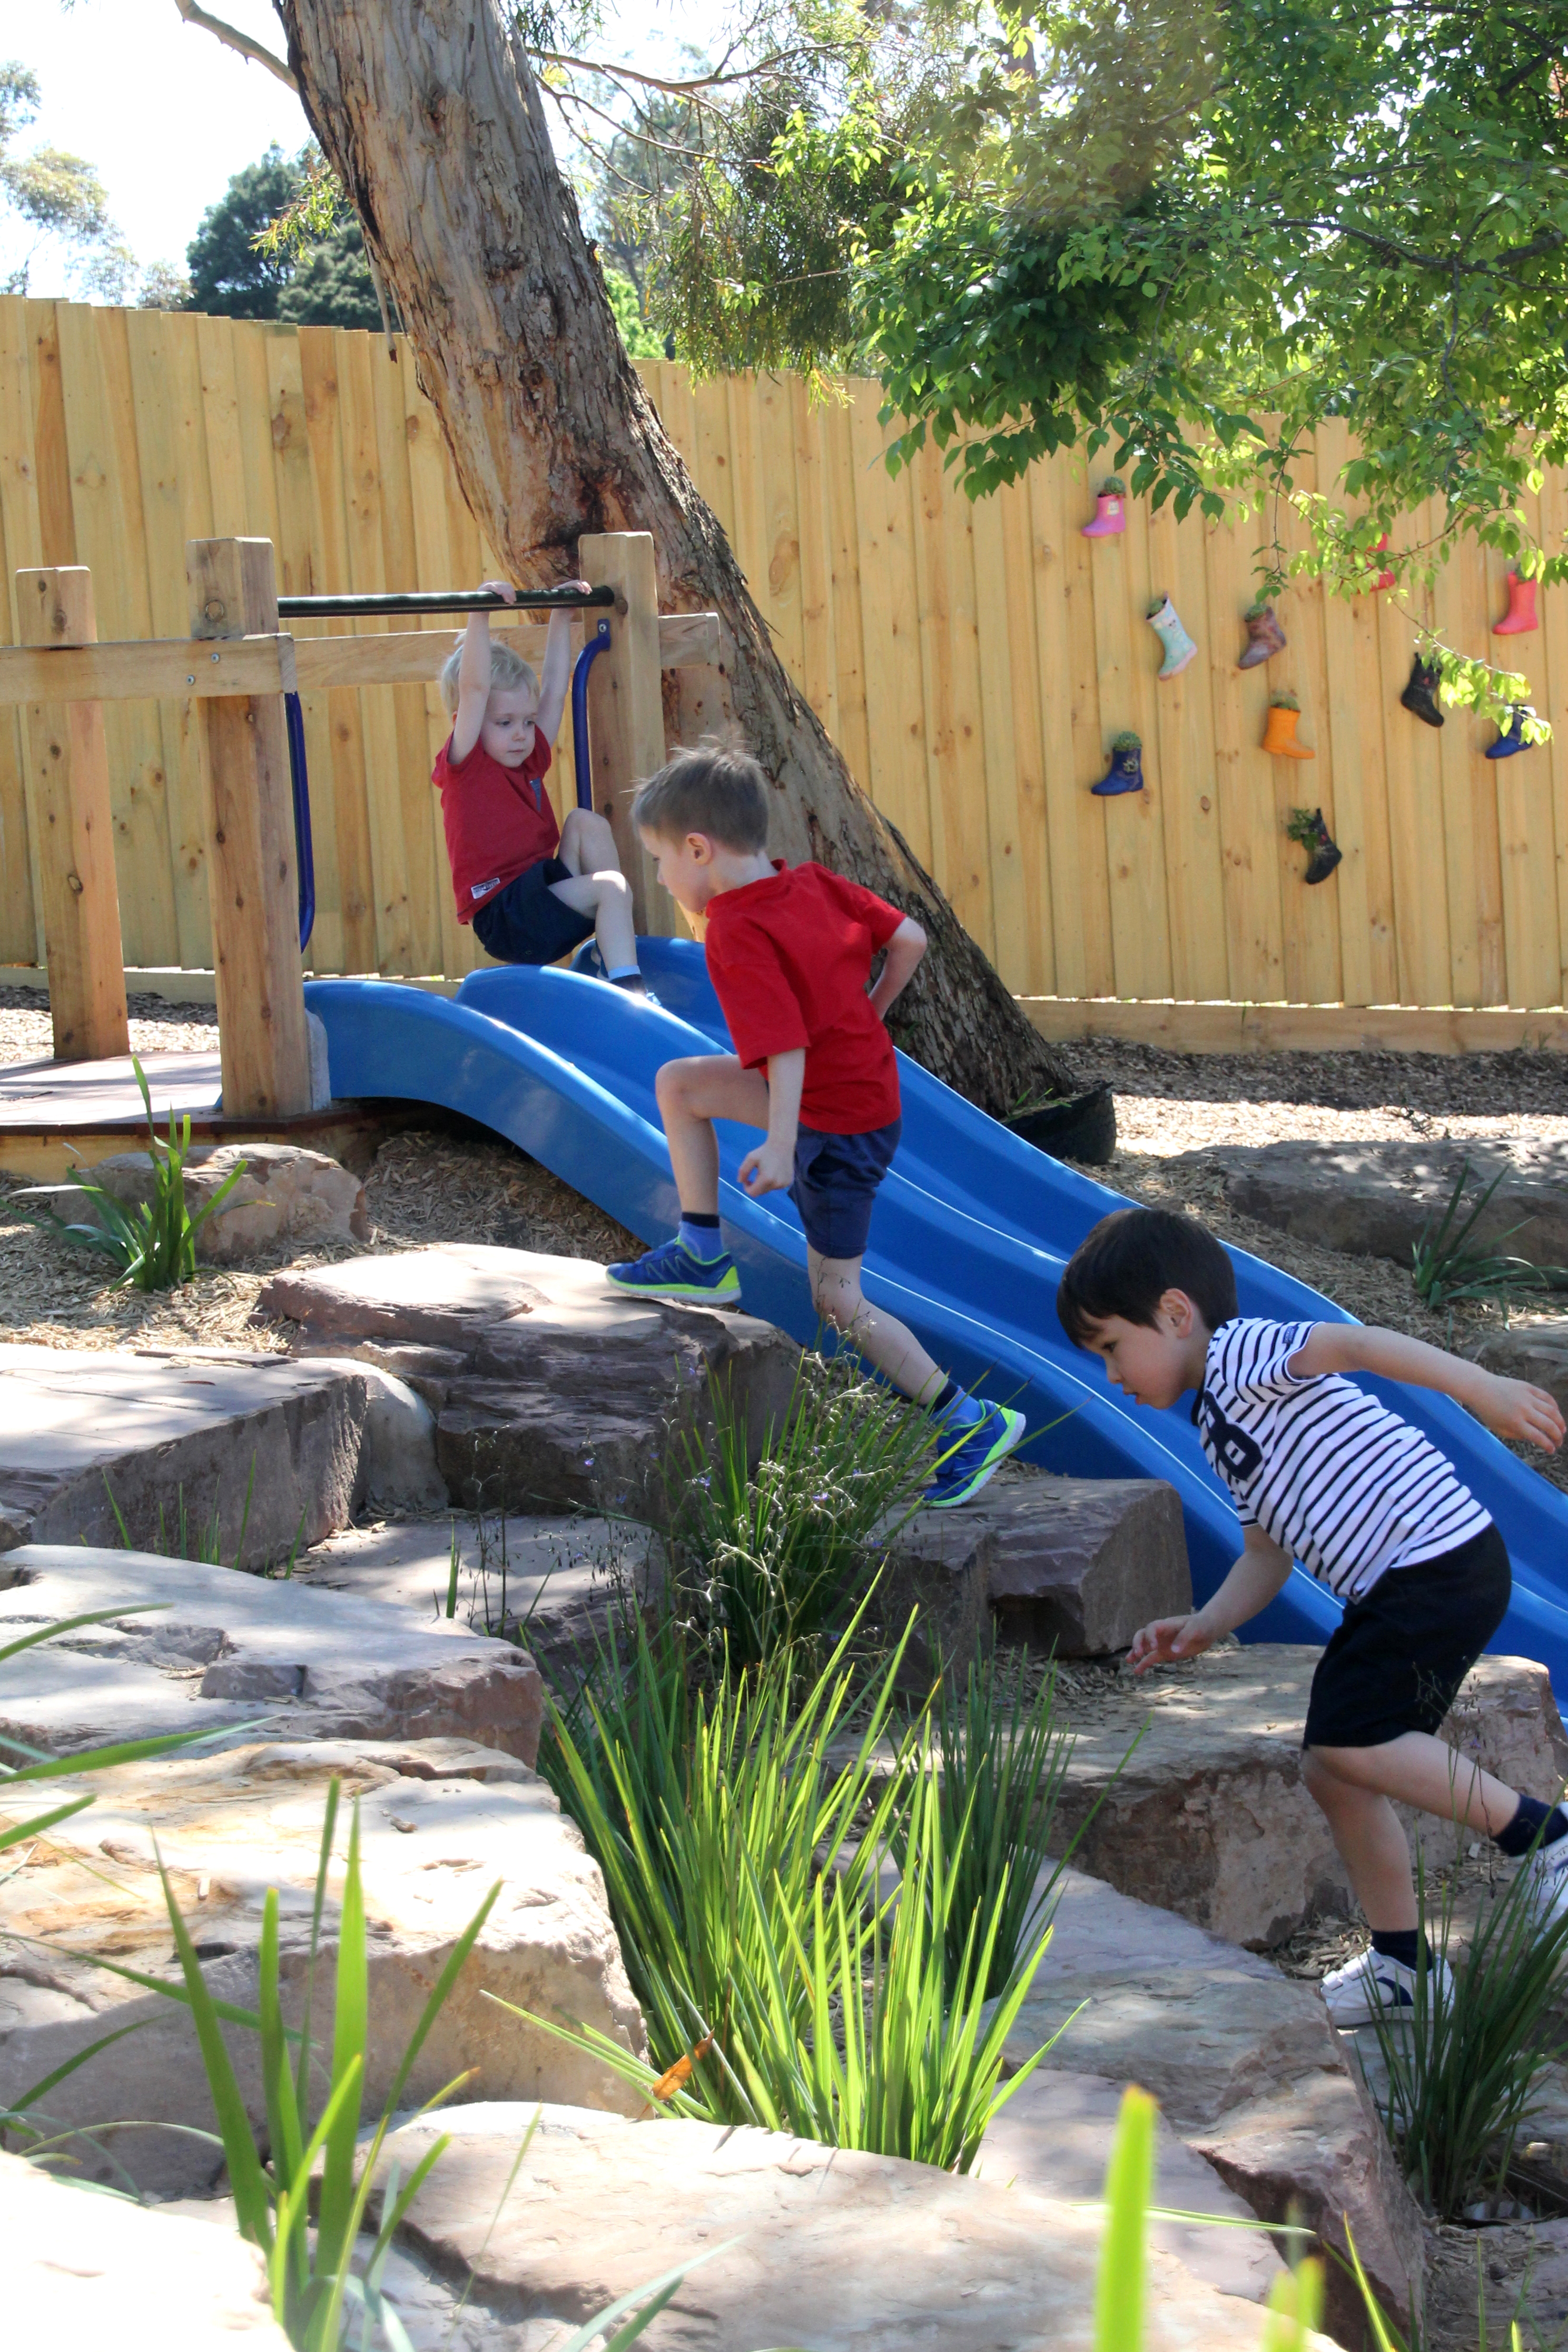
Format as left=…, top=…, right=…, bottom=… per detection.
left=1263, top=692, right=1314, bottom=759
left=1401, top=655, right=1446, bottom=729
left=1091, top=731, right=1143, bottom=796
left=1287, top=806, right=1342, bottom=884
left=1483, top=706, right=1541, bottom=760
left=1081, top=476, right=1126, bottom=538
left=1146, top=595, right=1197, bottom=679
left=1237, top=600, right=1286, bottom=670
left=1493, top=569, right=1539, bottom=636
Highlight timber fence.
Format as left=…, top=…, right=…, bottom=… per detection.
left=2, top=294, right=1566, bottom=1014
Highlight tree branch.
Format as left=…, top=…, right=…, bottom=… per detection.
left=171, top=0, right=298, bottom=91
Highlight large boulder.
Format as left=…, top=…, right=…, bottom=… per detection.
left=1, top=2147, right=291, bottom=2348
left=0, top=1342, right=370, bottom=1562
left=295, top=1510, right=664, bottom=1682
left=14, top=1140, right=368, bottom=1266
left=0, top=1737, right=645, bottom=2198
left=1051, top=1644, right=1568, bottom=1950
left=361, top=2102, right=1339, bottom=2352
left=258, top=1245, right=803, bottom=1521
left=1186, top=1137, right=1568, bottom=1268
left=1012, top=1862, right=1424, bottom=2348
left=0, top=1546, right=545, bottom=1764
left=884, top=1463, right=1191, bottom=1658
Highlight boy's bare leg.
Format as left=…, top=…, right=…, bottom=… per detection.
left=807, top=1248, right=942, bottom=1401
left=1304, top=1732, right=1525, bottom=1929
left=557, top=807, right=620, bottom=877
left=655, top=1054, right=771, bottom=1211
left=550, top=809, right=637, bottom=971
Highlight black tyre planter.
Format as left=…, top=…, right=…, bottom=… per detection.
left=1005, top=1084, right=1117, bottom=1166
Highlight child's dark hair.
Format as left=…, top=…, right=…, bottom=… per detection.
left=1057, top=1206, right=1238, bottom=1346
left=631, top=735, right=770, bottom=853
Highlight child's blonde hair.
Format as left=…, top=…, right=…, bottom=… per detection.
left=438, top=638, right=539, bottom=718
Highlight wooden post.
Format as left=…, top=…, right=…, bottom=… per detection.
left=579, top=532, right=670, bottom=937
left=16, top=568, right=130, bottom=1064
left=186, top=536, right=311, bottom=1117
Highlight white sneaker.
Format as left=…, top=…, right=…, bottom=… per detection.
left=1518, top=1834, right=1568, bottom=1930
left=1320, top=1945, right=1452, bottom=2026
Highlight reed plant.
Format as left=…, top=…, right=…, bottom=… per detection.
left=1411, top=1159, right=1568, bottom=1312
left=667, top=1353, right=935, bottom=1664
left=1365, top=1841, right=1568, bottom=2221
left=19, top=1056, right=248, bottom=1291
left=920, top=1647, right=1079, bottom=2000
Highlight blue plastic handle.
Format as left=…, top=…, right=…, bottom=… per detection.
left=283, top=690, right=315, bottom=953
left=570, top=619, right=612, bottom=810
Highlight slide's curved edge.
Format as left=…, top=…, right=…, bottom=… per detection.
left=309, top=954, right=1568, bottom=1686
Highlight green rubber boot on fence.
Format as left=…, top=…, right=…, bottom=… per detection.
left=1147, top=594, right=1198, bottom=680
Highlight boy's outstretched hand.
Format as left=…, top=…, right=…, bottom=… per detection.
left=1469, top=1370, right=1565, bottom=1453
left=1126, top=1614, right=1214, bottom=1676
left=738, top=1137, right=795, bottom=1196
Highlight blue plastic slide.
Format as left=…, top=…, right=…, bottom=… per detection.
left=309, top=942, right=1568, bottom=1682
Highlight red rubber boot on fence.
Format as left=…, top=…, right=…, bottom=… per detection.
left=1493, top=571, right=1539, bottom=635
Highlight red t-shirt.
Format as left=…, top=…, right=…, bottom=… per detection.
left=432, top=732, right=558, bottom=921
left=704, top=861, right=905, bottom=1133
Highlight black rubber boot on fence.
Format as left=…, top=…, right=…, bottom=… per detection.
left=1400, top=656, right=1445, bottom=729
left=1303, top=809, right=1343, bottom=885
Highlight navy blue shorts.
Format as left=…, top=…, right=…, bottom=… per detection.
left=789, top=1118, right=901, bottom=1259
left=472, top=858, right=596, bottom=966
left=1302, top=1523, right=1510, bottom=1749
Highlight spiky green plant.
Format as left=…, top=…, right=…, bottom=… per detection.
left=1411, top=1158, right=1568, bottom=1311
left=16, top=1055, right=248, bottom=1291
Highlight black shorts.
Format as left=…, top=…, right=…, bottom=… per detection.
left=1302, top=1522, right=1510, bottom=1750
left=472, top=858, right=596, bottom=966
left=789, top=1118, right=901, bottom=1259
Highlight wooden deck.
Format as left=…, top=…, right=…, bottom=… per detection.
left=0, top=1049, right=418, bottom=1182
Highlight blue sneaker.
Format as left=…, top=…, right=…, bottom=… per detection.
left=606, top=1235, right=742, bottom=1305
left=926, top=1401, right=1027, bottom=1509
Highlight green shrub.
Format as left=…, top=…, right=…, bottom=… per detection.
left=667, top=1353, right=935, bottom=1664
left=1411, top=1158, right=1568, bottom=1312
left=19, top=1056, right=247, bottom=1291
left=1366, top=1845, right=1568, bottom=2222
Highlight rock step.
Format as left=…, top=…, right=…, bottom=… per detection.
left=1048, top=1642, right=1568, bottom=1950
left=364, top=2101, right=1336, bottom=2352
left=0, top=1546, right=545, bottom=1763
left=260, top=1243, right=803, bottom=1522
left=0, top=1735, right=643, bottom=2199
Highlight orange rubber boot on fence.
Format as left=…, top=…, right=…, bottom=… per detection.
left=1263, top=695, right=1315, bottom=758
left=1493, top=570, right=1539, bottom=635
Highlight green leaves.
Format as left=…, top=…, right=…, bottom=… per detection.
left=17, top=1055, right=249, bottom=1292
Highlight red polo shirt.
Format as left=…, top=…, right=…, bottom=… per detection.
left=704, top=860, right=905, bottom=1133
left=432, top=732, right=558, bottom=921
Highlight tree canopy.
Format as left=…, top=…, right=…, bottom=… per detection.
left=0, top=61, right=135, bottom=298
left=185, top=141, right=380, bottom=327
left=610, top=0, right=1568, bottom=671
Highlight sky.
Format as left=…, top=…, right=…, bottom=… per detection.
left=1, top=0, right=713, bottom=298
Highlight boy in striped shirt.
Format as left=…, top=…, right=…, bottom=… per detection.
left=1058, top=1205, right=1568, bottom=2025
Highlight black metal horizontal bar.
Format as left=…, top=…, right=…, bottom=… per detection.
left=275, top=587, right=617, bottom=618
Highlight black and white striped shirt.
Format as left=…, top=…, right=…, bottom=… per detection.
left=1194, top=1318, right=1492, bottom=1601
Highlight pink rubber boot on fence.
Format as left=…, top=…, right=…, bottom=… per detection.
left=1081, top=476, right=1127, bottom=538
left=1493, top=571, right=1539, bottom=635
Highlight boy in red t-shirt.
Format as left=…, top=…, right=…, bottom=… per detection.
left=606, top=738, right=1027, bottom=1508
left=433, top=580, right=648, bottom=991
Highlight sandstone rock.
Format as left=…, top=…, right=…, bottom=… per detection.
left=1, top=2147, right=291, bottom=2347
left=364, top=2102, right=1338, bottom=2352
left=16, top=1139, right=367, bottom=1266
left=885, top=1462, right=1191, bottom=1658
left=295, top=1510, right=664, bottom=1680
left=1009, top=1862, right=1423, bottom=2347
left=0, top=1738, right=645, bottom=2198
left=295, top=1358, right=448, bottom=1515
left=1189, top=1137, right=1568, bottom=1268
left=978, top=2067, right=1285, bottom=2305
left=1051, top=1644, right=1568, bottom=1950
left=0, top=1342, right=368, bottom=1563
left=0, top=1546, right=544, bottom=1764
left=259, top=1245, right=803, bottom=1519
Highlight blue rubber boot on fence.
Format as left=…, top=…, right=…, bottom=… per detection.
left=1090, top=733, right=1144, bottom=796
left=1485, top=707, right=1533, bottom=760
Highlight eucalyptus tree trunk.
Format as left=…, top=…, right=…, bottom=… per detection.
left=275, top=0, right=1077, bottom=1112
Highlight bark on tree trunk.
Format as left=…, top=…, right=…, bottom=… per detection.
left=276, top=0, right=1078, bottom=1113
